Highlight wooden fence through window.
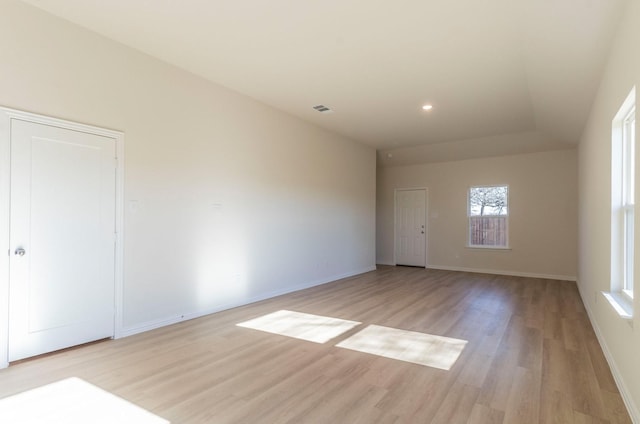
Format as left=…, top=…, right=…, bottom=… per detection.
left=469, top=216, right=507, bottom=246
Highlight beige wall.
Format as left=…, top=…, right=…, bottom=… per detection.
left=0, top=1, right=376, bottom=335
left=377, top=150, right=578, bottom=279
left=578, top=0, right=640, bottom=420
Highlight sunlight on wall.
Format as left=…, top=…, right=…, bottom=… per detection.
left=0, top=377, right=169, bottom=423
left=336, top=325, right=467, bottom=370
left=237, top=310, right=361, bottom=343
left=195, top=231, right=250, bottom=309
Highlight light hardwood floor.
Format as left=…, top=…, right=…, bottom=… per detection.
left=0, top=266, right=633, bottom=423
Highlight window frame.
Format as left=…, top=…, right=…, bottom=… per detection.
left=610, top=87, right=636, bottom=315
left=467, top=185, right=509, bottom=249
left=622, top=105, right=635, bottom=300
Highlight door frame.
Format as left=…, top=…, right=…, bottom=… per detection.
left=394, top=187, right=428, bottom=267
left=0, top=107, right=125, bottom=368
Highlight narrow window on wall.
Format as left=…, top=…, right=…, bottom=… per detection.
left=612, top=87, right=636, bottom=305
left=468, top=185, right=508, bottom=248
left=622, top=104, right=635, bottom=298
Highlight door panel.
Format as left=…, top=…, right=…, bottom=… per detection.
left=395, top=189, right=426, bottom=267
left=9, top=119, right=116, bottom=361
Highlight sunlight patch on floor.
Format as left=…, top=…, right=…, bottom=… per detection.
left=0, top=377, right=169, bottom=424
left=236, top=310, right=361, bottom=343
left=336, top=324, right=467, bottom=370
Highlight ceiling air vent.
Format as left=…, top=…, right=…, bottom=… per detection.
left=313, top=104, right=333, bottom=113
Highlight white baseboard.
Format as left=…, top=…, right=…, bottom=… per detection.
left=425, top=264, right=577, bottom=282
left=576, top=283, right=640, bottom=423
left=120, top=266, right=377, bottom=338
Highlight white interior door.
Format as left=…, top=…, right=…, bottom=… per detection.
left=395, top=189, right=427, bottom=267
left=8, top=119, right=117, bottom=362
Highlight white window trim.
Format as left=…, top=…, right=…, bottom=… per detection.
left=623, top=106, right=635, bottom=297
left=467, top=185, right=510, bottom=249
left=608, top=87, right=635, bottom=321
left=602, top=291, right=633, bottom=321
left=465, top=245, right=512, bottom=251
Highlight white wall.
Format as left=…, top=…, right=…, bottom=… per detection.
left=0, top=0, right=376, bottom=335
left=578, top=0, right=640, bottom=420
left=377, top=150, right=578, bottom=280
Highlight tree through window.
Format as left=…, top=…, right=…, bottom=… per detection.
left=468, top=186, right=508, bottom=247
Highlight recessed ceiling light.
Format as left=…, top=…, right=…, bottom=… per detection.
left=422, top=104, right=433, bottom=111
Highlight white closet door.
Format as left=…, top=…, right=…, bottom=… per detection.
left=9, top=119, right=116, bottom=361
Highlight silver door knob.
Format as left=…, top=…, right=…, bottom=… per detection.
left=15, top=247, right=25, bottom=256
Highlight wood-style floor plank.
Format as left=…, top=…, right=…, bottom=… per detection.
left=0, top=266, right=632, bottom=423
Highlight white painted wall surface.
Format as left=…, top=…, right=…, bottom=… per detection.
left=0, top=0, right=376, bottom=335
left=377, top=150, right=578, bottom=280
left=578, top=0, right=640, bottom=420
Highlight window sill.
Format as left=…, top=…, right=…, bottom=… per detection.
left=465, top=245, right=512, bottom=251
left=602, top=291, right=633, bottom=323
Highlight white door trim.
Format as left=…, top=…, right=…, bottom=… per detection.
left=0, top=107, right=125, bottom=369
left=393, top=187, right=428, bottom=267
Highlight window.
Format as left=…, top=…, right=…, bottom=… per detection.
left=468, top=185, right=508, bottom=248
left=612, top=87, right=636, bottom=302
left=622, top=105, right=635, bottom=298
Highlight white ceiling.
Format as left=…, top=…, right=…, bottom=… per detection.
left=21, top=0, right=628, bottom=164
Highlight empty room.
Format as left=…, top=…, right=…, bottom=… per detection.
left=0, top=0, right=639, bottom=423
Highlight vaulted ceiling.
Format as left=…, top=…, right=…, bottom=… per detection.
left=21, top=0, right=628, bottom=165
